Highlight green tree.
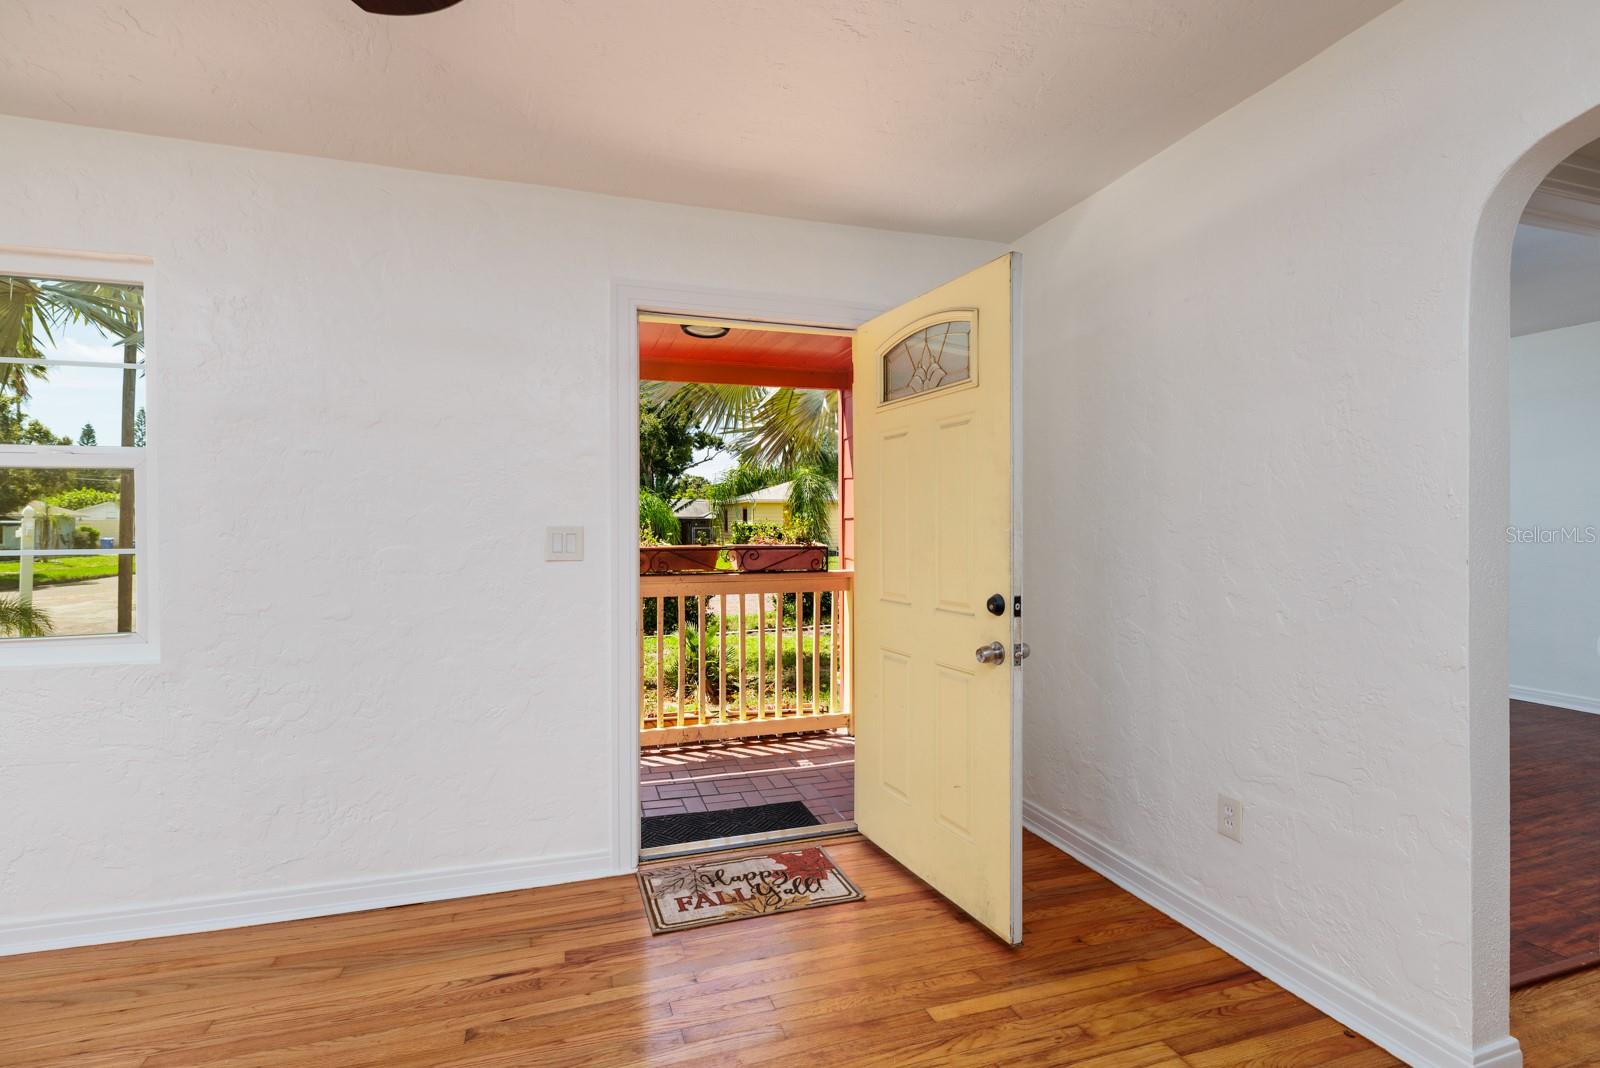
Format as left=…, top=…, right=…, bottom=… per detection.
left=0, top=407, right=72, bottom=514
left=784, top=465, right=836, bottom=544
left=132, top=407, right=146, bottom=448
left=639, top=489, right=681, bottom=543
left=639, top=388, right=723, bottom=499
left=44, top=487, right=118, bottom=510
left=77, top=423, right=97, bottom=446
left=676, top=474, right=711, bottom=500
left=643, top=382, right=837, bottom=469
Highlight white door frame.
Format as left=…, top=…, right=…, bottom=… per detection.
left=609, top=281, right=886, bottom=871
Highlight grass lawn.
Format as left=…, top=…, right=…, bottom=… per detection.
left=0, top=554, right=128, bottom=591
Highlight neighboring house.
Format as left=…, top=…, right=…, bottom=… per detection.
left=0, top=505, right=78, bottom=551
left=670, top=498, right=714, bottom=545
left=720, top=481, right=791, bottom=532
left=718, top=481, right=840, bottom=545
left=69, top=500, right=121, bottom=544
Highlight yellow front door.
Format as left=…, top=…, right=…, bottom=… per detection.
left=852, top=253, right=1022, bottom=943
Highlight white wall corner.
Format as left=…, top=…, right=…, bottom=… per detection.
left=1509, top=685, right=1600, bottom=717
left=0, top=849, right=618, bottom=958
left=1022, top=801, right=1521, bottom=1068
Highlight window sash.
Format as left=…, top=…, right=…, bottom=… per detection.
left=1, top=549, right=137, bottom=558
left=0, top=446, right=144, bottom=466
left=0, top=355, right=146, bottom=371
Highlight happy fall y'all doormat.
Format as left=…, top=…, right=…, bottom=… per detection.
left=636, top=847, right=864, bottom=933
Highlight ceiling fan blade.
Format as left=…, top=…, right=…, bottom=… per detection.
left=352, top=0, right=465, bottom=14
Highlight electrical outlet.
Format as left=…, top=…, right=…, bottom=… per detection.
left=1217, top=795, right=1244, bottom=843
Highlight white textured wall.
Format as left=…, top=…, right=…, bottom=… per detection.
left=0, top=117, right=999, bottom=929
left=1015, top=0, right=1600, bottom=1057
left=1510, top=320, right=1600, bottom=710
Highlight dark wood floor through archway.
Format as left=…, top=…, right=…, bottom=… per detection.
left=1511, top=699, right=1600, bottom=987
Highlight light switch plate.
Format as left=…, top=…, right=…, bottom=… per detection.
left=546, top=526, right=584, bottom=561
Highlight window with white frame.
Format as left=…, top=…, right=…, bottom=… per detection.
left=1, top=268, right=147, bottom=644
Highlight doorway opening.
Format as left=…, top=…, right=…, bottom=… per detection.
left=635, top=312, right=857, bottom=860
left=1505, top=138, right=1600, bottom=993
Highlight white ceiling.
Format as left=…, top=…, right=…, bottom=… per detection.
left=0, top=0, right=1398, bottom=240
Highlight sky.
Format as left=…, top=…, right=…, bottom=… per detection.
left=689, top=444, right=737, bottom=483
left=14, top=317, right=145, bottom=444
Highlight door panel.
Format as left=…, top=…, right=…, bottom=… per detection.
left=852, top=253, right=1021, bottom=943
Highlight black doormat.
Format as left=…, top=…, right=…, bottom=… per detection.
left=641, top=801, right=820, bottom=849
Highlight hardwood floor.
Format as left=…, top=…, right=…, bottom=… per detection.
left=1512, top=699, right=1600, bottom=986
left=1512, top=966, right=1600, bottom=1068
left=0, top=833, right=1409, bottom=1068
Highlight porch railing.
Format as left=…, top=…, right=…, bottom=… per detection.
left=639, top=570, right=852, bottom=745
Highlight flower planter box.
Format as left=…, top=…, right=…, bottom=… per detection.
left=728, top=544, right=828, bottom=573
left=640, top=545, right=723, bottom=574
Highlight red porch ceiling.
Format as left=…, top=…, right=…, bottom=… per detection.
left=638, top=321, right=852, bottom=390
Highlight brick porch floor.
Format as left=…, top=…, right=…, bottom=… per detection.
left=640, top=731, right=854, bottom=826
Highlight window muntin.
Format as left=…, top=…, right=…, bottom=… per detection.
left=1, top=271, right=145, bottom=644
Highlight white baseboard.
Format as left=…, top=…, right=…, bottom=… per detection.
left=1022, top=802, right=1521, bottom=1068
left=1470, top=1036, right=1525, bottom=1068
left=1509, top=684, right=1600, bottom=716
left=0, top=849, right=617, bottom=957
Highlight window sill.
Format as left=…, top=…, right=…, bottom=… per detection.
left=0, top=633, right=159, bottom=669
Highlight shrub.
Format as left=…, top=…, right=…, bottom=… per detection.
left=72, top=525, right=103, bottom=549
left=0, top=596, right=54, bottom=637
left=641, top=594, right=700, bottom=635
left=730, top=521, right=785, bottom=544
left=44, top=488, right=119, bottom=511
left=639, top=489, right=681, bottom=543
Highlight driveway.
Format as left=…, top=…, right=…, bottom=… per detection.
left=22, top=576, right=131, bottom=636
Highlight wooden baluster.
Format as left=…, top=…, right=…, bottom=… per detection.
left=639, top=594, right=648, bottom=730
left=757, top=590, right=766, bottom=720
left=847, top=586, right=855, bottom=726
left=655, top=596, right=665, bottom=725
left=792, top=592, right=802, bottom=721
left=717, top=592, right=726, bottom=724
left=827, top=586, right=836, bottom=715
left=737, top=593, right=746, bottom=722
left=844, top=586, right=853, bottom=727
left=697, top=593, right=707, bottom=726
left=811, top=590, right=821, bottom=716
left=675, top=595, right=685, bottom=727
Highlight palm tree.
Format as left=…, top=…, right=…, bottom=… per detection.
left=0, top=596, right=54, bottom=638
left=645, top=381, right=840, bottom=542
left=642, top=381, right=837, bottom=469
left=784, top=465, right=835, bottom=544
left=0, top=277, right=141, bottom=405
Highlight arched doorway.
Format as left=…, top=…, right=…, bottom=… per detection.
left=1471, top=106, right=1600, bottom=1061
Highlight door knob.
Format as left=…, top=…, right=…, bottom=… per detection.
left=975, top=641, right=1007, bottom=665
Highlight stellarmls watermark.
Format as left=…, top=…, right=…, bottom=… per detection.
left=1506, top=525, right=1600, bottom=544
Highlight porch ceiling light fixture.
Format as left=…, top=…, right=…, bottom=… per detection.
left=680, top=324, right=732, bottom=339
left=351, top=0, right=465, bottom=14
